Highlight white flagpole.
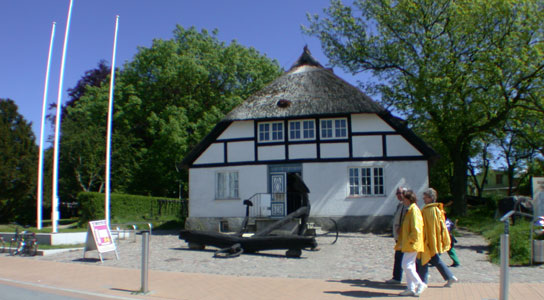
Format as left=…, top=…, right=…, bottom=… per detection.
left=37, top=22, right=56, bottom=230
left=52, top=0, right=74, bottom=233
left=105, top=15, right=120, bottom=228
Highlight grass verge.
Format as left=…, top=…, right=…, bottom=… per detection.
left=457, top=205, right=532, bottom=265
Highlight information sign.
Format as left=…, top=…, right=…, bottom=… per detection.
left=83, top=220, right=119, bottom=262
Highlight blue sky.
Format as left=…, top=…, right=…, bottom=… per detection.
left=1, top=0, right=363, bottom=144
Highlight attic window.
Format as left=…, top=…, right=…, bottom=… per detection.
left=277, top=99, right=291, bottom=108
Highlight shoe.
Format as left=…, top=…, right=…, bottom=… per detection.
left=385, top=278, right=401, bottom=284
left=414, top=283, right=427, bottom=296
left=399, top=289, right=415, bottom=296
left=450, top=263, right=460, bottom=267
left=445, top=276, right=459, bottom=287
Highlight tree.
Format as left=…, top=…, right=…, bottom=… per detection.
left=56, top=62, right=115, bottom=201
left=492, top=123, right=535, bottom=195
left=305, top=0, right=544, bottom=215
left=58, top=26, right=283, bottom=199
left=0, top=98, right=38, bottom=223
left=117, top=26, right=282, bottom=197
left=468, top=140, right=492, bottom=198
left=57, top=69, right=142, bottom=201
left=48, top=61, right=111, bottom=124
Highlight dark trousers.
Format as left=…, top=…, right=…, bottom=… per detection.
left=417, top=254, right=454, bottom=284
left=393, top=250, right=404, bottom=281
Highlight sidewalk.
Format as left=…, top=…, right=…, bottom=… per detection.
left=1, top=257, right=543, bottom=300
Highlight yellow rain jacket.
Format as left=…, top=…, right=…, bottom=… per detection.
left=419, top=202, right=451, bottom=265
left=395, top=203, right=424, bottom=253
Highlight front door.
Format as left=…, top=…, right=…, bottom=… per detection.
left=270, top=172, right=286, bottom=217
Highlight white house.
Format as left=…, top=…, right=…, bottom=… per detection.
left=181, top=47, right=435, bottom=232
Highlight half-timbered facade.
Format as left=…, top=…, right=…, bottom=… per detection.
left=181, top=48, right=435, bottom=232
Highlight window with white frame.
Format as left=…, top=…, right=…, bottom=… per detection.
left=289, top=120, right=315, bottom=141
left=320, top=118, right=347, bottom=139
left=216, top=171, right=239, bottom=199
left=348, top=167, right=385, bottom=196
left=258, top=121, right=284, bottom=142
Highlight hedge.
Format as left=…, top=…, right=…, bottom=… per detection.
left=77, top=192, right=187, bottom=224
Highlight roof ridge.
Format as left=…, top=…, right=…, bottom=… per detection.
left=288, top=46, right=324, bottom=70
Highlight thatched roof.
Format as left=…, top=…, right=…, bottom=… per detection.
left=224, top=47, right=385, bottom=121
left=181, top=47, right=436, bottom=167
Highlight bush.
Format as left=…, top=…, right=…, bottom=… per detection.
left=485, top=220, right=531, bottom=265
left=77, top=192, right=187, bottom=226
left=459, top=205, right=532, bottom=266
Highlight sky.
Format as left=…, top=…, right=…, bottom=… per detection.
left=1, top=0, right=363, bottom=146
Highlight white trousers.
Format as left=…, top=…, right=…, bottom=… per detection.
left=401, top=251, right=424, bottom=291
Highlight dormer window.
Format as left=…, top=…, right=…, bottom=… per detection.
left=258, top=121, right=284, bottom=143
left=320, top=118, right=347, bottom=139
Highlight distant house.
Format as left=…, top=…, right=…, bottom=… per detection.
left=181, top=47, right=436, bottom=232
left=469, top=168, right=519, bottom=197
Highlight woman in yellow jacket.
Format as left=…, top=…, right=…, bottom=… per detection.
left=395, top=190, right=426, bottom=296
left=417, top=188, right=458, bottom=287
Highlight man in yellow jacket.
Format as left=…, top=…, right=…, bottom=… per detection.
left=417, top=188, right=459, bottom=287
left=395, top=190, right=426, bottom=296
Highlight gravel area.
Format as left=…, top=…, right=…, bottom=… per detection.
left=30, top=228, right=544, bottom=283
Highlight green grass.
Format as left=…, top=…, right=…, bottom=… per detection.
left=1, top=215, right=184, bottom=235
left=0, top=221, right=87, bottom=233
left=458, top=206, right=532, bottom=265
left=38, top=243, right=85, bottom=250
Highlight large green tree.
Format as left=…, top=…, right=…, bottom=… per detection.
left=57, top=62, right=113, bottom=200
left=0, top=98, right=38, bottom=222
left=306, top=0, right=544, bottom=215
left=120, top=26, right=282, bottom=197
left=59, top=26, right=282, bottom=199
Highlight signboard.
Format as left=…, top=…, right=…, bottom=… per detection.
left=532, top=177, right=544, bottom=218
left=83, top=220, right=119, bottom=262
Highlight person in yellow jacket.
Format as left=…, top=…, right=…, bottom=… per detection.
left=395, top=190, right=426, bottom=296
left=417, top=188, right=459, bottom=287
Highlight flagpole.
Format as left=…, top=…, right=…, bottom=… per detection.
left=105, top=15, right=120, bottom=228
left=37, top=22, right=56, bottom=230
left=52, top=0, right=74, bottom=233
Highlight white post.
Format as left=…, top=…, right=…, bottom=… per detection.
left=105, top=15, right=120, bottom=228
left=52, top=0, right=74, bottom=233
left=37, top=22, right=56, bottom=230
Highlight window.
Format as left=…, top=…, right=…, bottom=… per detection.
left=258, top=121, right=283, bottom=142
left=216, top=171, right=239, bottom=199
left=320, top=118, right=347, bottom=139
left=496, top=174, right=503, bottom=185
left=289, top=120, right=315, bottom=141
left=348, top=167, right=385, bottom=196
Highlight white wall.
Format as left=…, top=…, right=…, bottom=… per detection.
left=227, top=141, right=255, bottom=162
left=194, top=143, right=224, bottom=165
left=351, top=113, right=394, bottom=132
left=189, top=165, right=268, bottom=217
left=352, top=136, right=383, bottom=157
left=386, top=135, right=422, bottom=156
left=289, top=144, right=317, bottom=159
left=303, top=161, right=428, bottom=217
left=218, top=120, right=254, bottom=140
left=258, top=145, right=285, bottom=161
left=320, top=143, right=349, bottom=158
